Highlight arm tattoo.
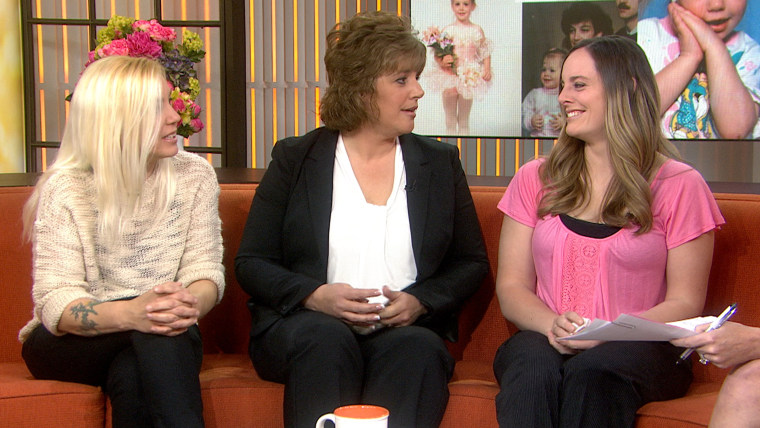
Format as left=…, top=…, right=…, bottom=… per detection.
left=70, top=300, right=102, bottom=335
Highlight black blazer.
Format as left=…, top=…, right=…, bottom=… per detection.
left=235, top=127, right=488, bottom=341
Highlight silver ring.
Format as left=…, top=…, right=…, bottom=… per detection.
left=699, top=356, right=710, bottom=365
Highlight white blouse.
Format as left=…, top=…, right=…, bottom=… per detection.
left=327, top=136, right=417, bottom=326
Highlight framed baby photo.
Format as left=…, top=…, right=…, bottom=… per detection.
left=520, top=1, right=623, bottom=138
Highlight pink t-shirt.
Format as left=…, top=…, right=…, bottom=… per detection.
left=497, top=158, right=725, bottom=321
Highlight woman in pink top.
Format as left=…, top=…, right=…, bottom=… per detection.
left=493, top=36, right=724, bottom=427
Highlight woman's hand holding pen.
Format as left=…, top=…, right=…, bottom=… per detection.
left=671, top=322, right=760, bottom=369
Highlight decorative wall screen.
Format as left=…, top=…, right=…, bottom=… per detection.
left=22, top=0, right=759, bottom=181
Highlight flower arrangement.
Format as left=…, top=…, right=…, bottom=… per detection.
left=422, top=26, right=457, bottom=74
left=84, top=15, right=206, bottom=138
left=459, top=64, right=482, bottom=89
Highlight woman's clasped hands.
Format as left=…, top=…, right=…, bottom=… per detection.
left=132, top=281, right=201, bottom=336
left=303, top=283, right=427, bottom=329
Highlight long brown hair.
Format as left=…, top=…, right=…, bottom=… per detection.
left=538, top=36, right=680, bottom=233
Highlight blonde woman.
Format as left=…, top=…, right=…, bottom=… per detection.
left=493, top=36, right=724, bottom=427
left=19, top=56, right=224, bottom=428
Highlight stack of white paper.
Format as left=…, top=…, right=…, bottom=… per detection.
left=557, top=314, right=716, bottom=341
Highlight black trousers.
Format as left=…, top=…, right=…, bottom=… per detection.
left=22, top=324, right=204, bottom=428
left=250, top=310, right=455, bottom=428
left=492, top=330, right=693, bottom=428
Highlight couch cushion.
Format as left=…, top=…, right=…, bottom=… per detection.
left=635, top=382, right=721, bottom=428
left=0, top=187, right=35, bottom=364
left=442, top=381, right=499, bottom=428
left=200, top=353, right=284, bottom=428
left=197, top=355, right=504, bottom=428
left=199, top=184, right=258, bottom=356
left=451, top=186, right=516, bottom=363
left=442, top=359, right=499, bottom=428
left=0, top=362, right=105, bottom=427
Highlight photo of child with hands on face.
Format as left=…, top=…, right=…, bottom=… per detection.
left=638, top=0, right=760, bottom=139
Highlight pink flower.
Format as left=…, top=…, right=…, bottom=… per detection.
left=98, top=39, right=130, bottom=58
left=83, top=50, right=98, bottom=67
left=422, top=26, right=441, bottom=44
left=172, top=98, right=186, bottom=112
left=126, top=32, right=163, bottom=58
left=190, top=118, right=204, bottom=132
left=438, top=34, right=454, bottom=49
left=132, top=19, right=150, bottom=32
left=82, top=15, right=204, bottom=138
left=191, top=102, right=201, bottom=117
left=133, top=19, right=177, bottom=42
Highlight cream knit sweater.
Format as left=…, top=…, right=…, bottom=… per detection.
left=19, top=151, right=225, bottom=341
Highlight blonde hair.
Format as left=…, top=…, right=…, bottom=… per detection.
left=538, top=36, right=680, bottom=233
left=320, top=11, right=426, bottom=131
left=23, top=56, right=176, bottom=240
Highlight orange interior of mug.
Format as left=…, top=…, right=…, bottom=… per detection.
left=334, top=405, right=389, bottom=419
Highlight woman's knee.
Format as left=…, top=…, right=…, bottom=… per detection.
left=378, top=327, right=451, bottom=365
left=561, top=346, right=626, bottom=390
left=389, top=326, right=446, bottom=351
left=106, top=347, right=142, bottom=400
left=737, top=358, right=760, bottom=380
left=131, top=326, right=203, bottom=366
left=723, top=358, right=760, bottom=398
left=364, top=326, right=454, bottom=384
left=263, top=311, right=363, bottom=371
left=288, top=313, right=358, bottom=356
left=493, top=331, right=563, bottom=387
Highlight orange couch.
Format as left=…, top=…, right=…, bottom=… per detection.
left=1, top=181, right=758, bottom=427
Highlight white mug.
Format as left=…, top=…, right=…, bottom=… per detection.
left=315, top=405, right=389, bottom=428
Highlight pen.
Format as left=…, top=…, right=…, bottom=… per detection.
left=677, top=303, right=737, bottom=364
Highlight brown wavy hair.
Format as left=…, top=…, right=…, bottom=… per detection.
left=320, top=11, right=426, bottom=132
left=538, top=36, right=680, bottom=233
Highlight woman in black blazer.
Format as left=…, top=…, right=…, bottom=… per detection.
left=235, top=11, right=488, bottom=428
